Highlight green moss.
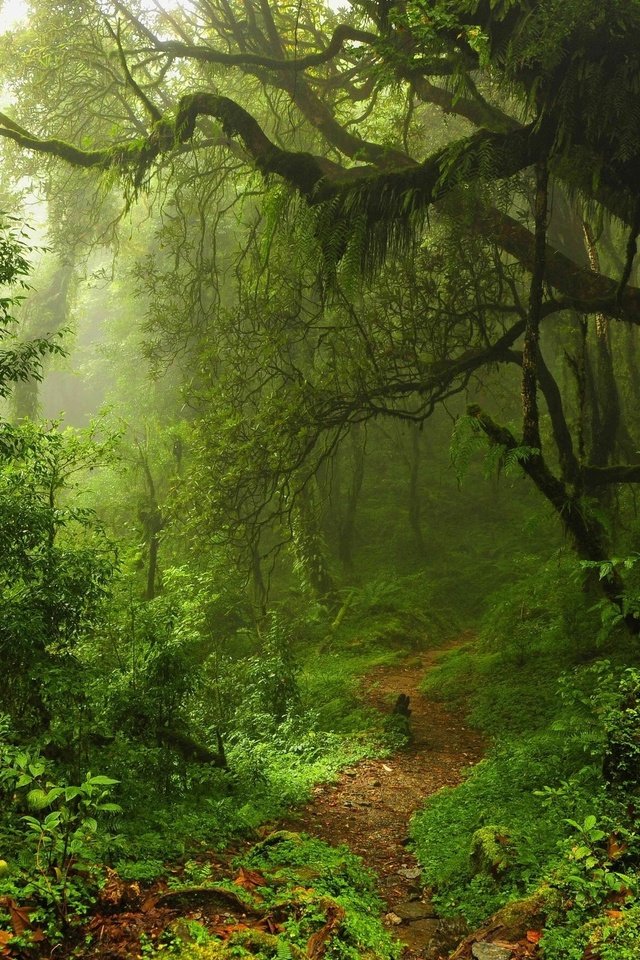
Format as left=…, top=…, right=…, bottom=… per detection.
left=470, top=825, right=514, bottom=877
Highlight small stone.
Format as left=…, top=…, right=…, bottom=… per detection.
left=401, top=918, right=440, bottom=945
left=398, top=866, right=422, bottom=880
left=395, top=900, right=437, bottom=921
left=344, top=769, right=358, bottom=778
left=471, top=943, right=513, bottom=960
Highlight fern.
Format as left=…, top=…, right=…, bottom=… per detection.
left=276, top=940, right=294, bottom=960
left=450, top=414, right=485, bottom=483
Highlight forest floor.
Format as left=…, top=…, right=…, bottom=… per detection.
left=281, top=635, right=485, bottom=959
left=81, top=636, right=489, bottom=960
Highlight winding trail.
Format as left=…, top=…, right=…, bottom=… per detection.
left=81, top=637, right=486, bottom=960
left=284, top=637, right=485, bottom=959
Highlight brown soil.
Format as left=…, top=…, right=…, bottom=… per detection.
left=282, top=635, right=485, bottom=959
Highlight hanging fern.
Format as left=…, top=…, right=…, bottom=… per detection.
left=450, top=414, right=486, bottom=483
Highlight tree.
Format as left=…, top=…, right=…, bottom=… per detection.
left=0, top=218, right=115, bottom=740
left=2, top=0, right=640, bottom=618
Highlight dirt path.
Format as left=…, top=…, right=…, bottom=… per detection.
left=283, top=637, right=485, bottom=960
left=81, top=637, right=485, bottom=960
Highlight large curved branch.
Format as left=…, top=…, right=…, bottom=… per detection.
left=4, top=94, right=640, bottom=325
left=0, top=113, right=110, bottom=168
left=312, top=319, right=525, bottom=426
left=471, top=204, right=640, bottom=325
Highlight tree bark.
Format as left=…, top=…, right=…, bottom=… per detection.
left=408, top=425, right=427, bottom=557
left=337, top=424, right=366, bottom=572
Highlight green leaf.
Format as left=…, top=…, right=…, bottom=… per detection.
left=573, top=845, right=591, bottom=860
left=26, top=788, right=49, bottom=810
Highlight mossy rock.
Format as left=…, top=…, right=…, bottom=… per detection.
left=250, top=830, right=304, bottom=857
left=492, top=887, right=556, bottom=939
left=290, top=865, right=322, bottom=884
left=470, top=826, right=514, bottom=877
left=229, top=929, right=305, bottom=958
left=451, top=887, right=558, bottom=959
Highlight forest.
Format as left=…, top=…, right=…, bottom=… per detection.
left=1, top=0, right=640, bottom=958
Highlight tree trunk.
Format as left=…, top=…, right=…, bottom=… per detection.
left=582, top=222, right=622, bottom=469
left=337, top=423, right=366, bottom=572
left=14, top=259, right=75, bottom=420
left=291, top=479, right=336, bottom=601
left=408, top=425, right=427, bottom=557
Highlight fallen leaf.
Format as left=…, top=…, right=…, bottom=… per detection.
left=526, top=930, right=542, bottom=943
left=210, top=922, right=251, bottom=939
left=605, top=909, right=624, bottom=921
left=607, top=834, right=627, bottom=860
left=234, top=867, right=267, bottom=891
left=307, top=904, right=345, bottom=958
left=7, top=902, right=31, bottom=938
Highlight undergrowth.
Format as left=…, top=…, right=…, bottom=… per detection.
left=144, top=833, right=400, bottom=960
left=411, top=551, right=640, bottom=956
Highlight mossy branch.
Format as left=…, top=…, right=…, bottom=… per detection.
left=4, top=96, right=640, bottom=322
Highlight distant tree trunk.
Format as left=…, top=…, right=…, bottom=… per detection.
left=337, top=423, right=366, bottom=572
left=291, top=479, right=336, bottom=601
left=250, top=537, right=267, bottom=617
left=626, top=325, right=640, bottom=408
left=146, top=524, right=161, bottom=600
left=137, top=448, right=164, bottom=601
left=14, top=379, right=39, bottom=420
left=14, top=259, right=75, bottom=420
left=408, top=425, right=427, bottom=557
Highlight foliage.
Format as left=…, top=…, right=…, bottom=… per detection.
left=0, top=420, right=117, bottom=739
left=0, top=215, right=63, bottom=395
left=238, top=833, right=400, bottom=960
left=412, top=561, right=640, bottom=954
left=0, top=734, right=120, bottom=941
left=602, top=668, right=640, bottom=792
left=3, top=2, right=640, bottom=957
